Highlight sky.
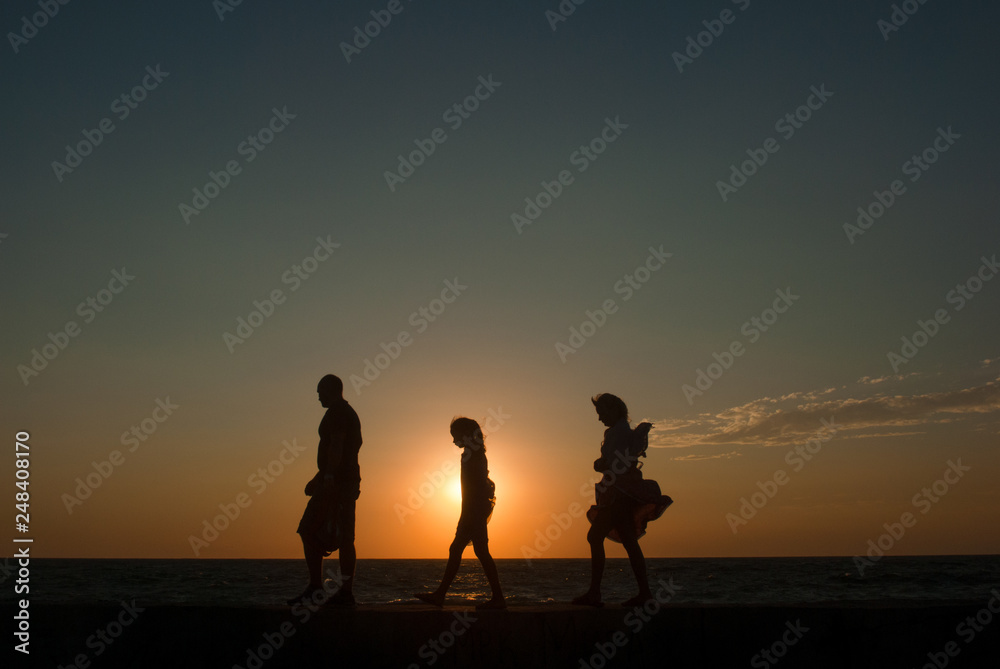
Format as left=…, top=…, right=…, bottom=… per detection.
left=1, top=0, right=998, bottom=561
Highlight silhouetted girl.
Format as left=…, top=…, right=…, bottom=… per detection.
left=574, top=393, right=672, bottom=607
left=415, top=417, right=506, bottom=609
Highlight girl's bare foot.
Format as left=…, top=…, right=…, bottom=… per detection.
left=475, top=597, right=506, bottom=610
left=622, top=592, right=654, bottom=608
left=414, top=592, right=445, bottom=607
left=571, top=592, right=603, bottom=607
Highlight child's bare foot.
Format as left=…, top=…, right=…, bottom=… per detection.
left=475, top=597, right=506, bottom=610
left=571, top=592, right=603, bottom=607
left=622, top=591, right=654, bottom=608
left=414, top=592, right=444, bottom=607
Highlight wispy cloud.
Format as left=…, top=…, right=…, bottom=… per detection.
left=670, top=451, right=740, bottom=462
left=649, top=374, right=1000, bottom=453
left=856, top=372, right=923, bottom=386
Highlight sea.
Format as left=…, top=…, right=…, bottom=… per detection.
left=5, top=556, right=999, bottom=608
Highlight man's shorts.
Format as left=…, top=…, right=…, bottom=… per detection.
left=297, top=492, right=356, bottom=552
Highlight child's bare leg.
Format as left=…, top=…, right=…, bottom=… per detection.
left=472, top=535, right=504, bottom=606
left=438, top=537, right=465, bottom=594
left=621, top=533, right=652, bottom=602
left=416, top=535, right=466, bottom=606
left=586, top=523, right=607, bottom=594
left=574, top=514, right=613, bottom=605
left=613, top=511, right=653, bottom=606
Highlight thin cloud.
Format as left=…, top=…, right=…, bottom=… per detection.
left=857, top=372, right=921, bottom=385
left=670, top=451, right=741, bottom=462
left=648, top=377, right=1000, bottom=450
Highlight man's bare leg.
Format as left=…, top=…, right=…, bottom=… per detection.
left=287, top=538, right=325, bottom=605
left=305, top=540, right=323, bottom=589
left=338, top=541, right=356, bottom=595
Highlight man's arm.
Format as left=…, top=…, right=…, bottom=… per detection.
left=305, top=423, right=345, bottom=496
left=320, top=431, right=345, bottom=489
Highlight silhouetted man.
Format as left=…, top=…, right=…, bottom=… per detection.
left=288, top=374, right=362, bottom=607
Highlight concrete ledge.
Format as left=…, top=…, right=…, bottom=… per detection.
left=9, top=601, right=1000, bottom=668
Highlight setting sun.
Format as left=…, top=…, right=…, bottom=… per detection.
left=446, top=475, right=462, bottom=505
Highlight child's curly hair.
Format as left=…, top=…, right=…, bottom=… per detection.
left=591, top=393, right=629, bottom=422
left=450, top=417, right=486, bottom=451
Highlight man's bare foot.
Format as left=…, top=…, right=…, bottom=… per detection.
left=414, top=592, right=444, bottom=607
left=571, top=592, right=603, bottom=607
left=475, top=597, right=506, bottom=610
left=324, top=588, right=356, bottom=608
left=286, top=584, right=322, bottom=606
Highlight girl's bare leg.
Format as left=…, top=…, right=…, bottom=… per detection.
left=472, top=535, right=505, bottom=607
left=573, top=513, right=614, bottom=605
